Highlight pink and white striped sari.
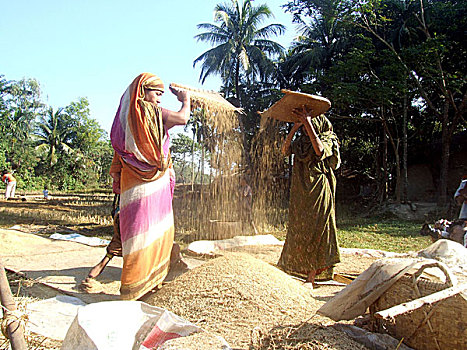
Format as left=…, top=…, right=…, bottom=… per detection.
left=110, top=73, right=175, bottom=300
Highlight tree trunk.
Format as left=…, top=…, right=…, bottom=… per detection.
left=438, top=100, right=451, bottom=205
left=233, top=59, right=251, bottom=169
left=356, top=4, right=464, bottom=205
left=191, top=124, right=197, bottom=191
left=402, top=90, right=409, bottom=202
left=381, top=108, right=401, bottom=203
left=378, top=122, right=389, bottom=204
left=382, top=130, right=388, bottom=203
left=201, top=135, right=205, bottom=186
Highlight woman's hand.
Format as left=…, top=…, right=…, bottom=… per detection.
left=281, top=140, right=290, bottom=156
left=165, top=85, right=191, bottom=129
left=110, top=172, right=121, bottom=194
left=292, top=105, right=312, bottom=124
left=169, top=86, right=190, bottom=103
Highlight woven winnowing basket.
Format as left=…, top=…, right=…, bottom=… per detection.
left=370, top=267, right=467, bottom=350
left=258, top=89, right=331, bottom=123
left=170, top=83, right=242, bottom=114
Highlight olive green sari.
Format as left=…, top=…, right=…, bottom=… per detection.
left=278, top=115, right=341, bottom=280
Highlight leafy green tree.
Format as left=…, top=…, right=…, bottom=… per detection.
left=33, top=97, right=113, bottom=189
left=0, top=75, right=12, bottom=137
left=171, top=133, right=196, bottom=184
left=65, top=98, right=112, bottom=187
left=282, top=0, right=466, bottom=203
left=65, top=98, right=105, bottom=155
left=0, top=75, right=113, bottom=190
left=4, top=78, right=44, bottom=173
left=0, top=75, right=11, bottom=170
left=34, top=107, right=74, bottom=167
left=92, top=139, right=114, bottom=187
left=282, top=0, right=351, bottom=92
left=346, top=0, right=467, bottom=203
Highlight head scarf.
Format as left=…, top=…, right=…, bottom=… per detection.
left=142, top=75, right=164, bottom=92
left=110, top=73, right=169, bottom=180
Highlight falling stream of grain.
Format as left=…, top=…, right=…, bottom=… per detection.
left=173, top=93, right=289, bottom=240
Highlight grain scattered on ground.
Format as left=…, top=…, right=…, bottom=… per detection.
left=251, top=322, right=368, bottom=350
left=159, top=331, right=230, bottom=349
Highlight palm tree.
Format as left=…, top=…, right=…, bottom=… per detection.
left=193, top=0, right=285, bottom=105
left=283, top=0, right=349, bottom=92
left=34, top=107, right=74, bottom=167
left=194, top=0, right=285, bottom=166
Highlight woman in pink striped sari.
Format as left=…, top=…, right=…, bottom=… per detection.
left=108, top=73, right=190, bottom=300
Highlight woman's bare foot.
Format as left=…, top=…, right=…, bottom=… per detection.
left=79, top=255, right=112, bottom=293
left=80, top=277, right=104, bottom=293
left=306, top=270, right=316, bottom=288
left=169, top=243, right=189, bottom=271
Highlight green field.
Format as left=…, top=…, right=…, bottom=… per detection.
left=337, top=217, right=431, bottom=253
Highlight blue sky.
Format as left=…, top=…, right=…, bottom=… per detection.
left=1, top=0, right=296, bottom=134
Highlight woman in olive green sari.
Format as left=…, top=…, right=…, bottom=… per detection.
left=278, top=108, right=341, bottom=286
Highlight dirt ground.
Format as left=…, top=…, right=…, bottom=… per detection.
left=1, top=226, right=376, bottom=301
left=0, top=196, right=384, bottom=349
left=1, top=223, right=382, bottom=350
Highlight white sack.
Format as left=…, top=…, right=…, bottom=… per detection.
left=60, top=300, right=227, bottom=350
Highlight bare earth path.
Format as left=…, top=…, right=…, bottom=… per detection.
left=1, top=227, right=123, bottom=303
left=1, top=227, right=208, bottom=303
left=1, top=227, right=379, bottom=303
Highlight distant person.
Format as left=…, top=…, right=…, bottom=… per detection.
left=239, top=176, right=258, bottom=234
left=278, top=107, right=341, bottom=287
left=454, top=175, right=467, bottom=221
left=43, top=186, right=49, bottom=200
left=81, top=73, right=190, bottom=300
left=2, top=170, right=16, bottom=199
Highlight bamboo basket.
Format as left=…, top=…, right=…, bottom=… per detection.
left=370, top=262, right=467, bottom=350
left=258, top=89, right=331, bottom=123
left=169, top=83, right=243, bottom=114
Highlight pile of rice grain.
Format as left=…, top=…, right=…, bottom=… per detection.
left=142, top=253, right=365, bottom=349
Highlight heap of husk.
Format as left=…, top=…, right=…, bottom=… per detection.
left=251, top=322, right=368, bottom=350
left=142, top=253, right=367, bottom=349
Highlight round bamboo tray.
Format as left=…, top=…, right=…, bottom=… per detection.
left=258, top=89, right=331, bottom=123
